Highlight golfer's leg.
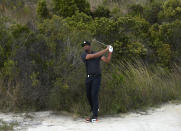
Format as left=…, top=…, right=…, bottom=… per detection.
left=91, top=76, right=101, bottom=118
left=86, top=78, right=93, bottom=112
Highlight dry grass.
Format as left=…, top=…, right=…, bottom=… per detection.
left=98, top=60, right=181, bottom=114
left=0, top=119, right=18, bottom=131
left=0, top=1, right=36, bottom=24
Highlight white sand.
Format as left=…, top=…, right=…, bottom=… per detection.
left=0, top=103, right=181, bottom=131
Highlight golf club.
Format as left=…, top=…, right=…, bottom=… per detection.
left=92, top=39, right=108, bottom=47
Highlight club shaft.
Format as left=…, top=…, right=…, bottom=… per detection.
left=93, top=39, right=107, bottom=47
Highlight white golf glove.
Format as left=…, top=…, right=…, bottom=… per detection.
left=109, top=45, right=113, bottom=53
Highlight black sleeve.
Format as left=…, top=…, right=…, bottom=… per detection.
left=81, top=52, right=87, bottom=63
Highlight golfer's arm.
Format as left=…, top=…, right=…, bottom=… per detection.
left=101, top=52, right=112, bottom=63
left=86, top=49, right=107, bottom=60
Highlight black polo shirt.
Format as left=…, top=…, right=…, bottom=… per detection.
left=81, top=51, right=102, bottom=75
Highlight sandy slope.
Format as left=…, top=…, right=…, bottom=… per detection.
left=0, top=103, right=181, bottom=131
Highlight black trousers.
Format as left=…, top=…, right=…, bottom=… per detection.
left=86, top=74, right=101, bottom=118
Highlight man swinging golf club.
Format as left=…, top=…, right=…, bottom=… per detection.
left=81, top=40, right=113, bottom=122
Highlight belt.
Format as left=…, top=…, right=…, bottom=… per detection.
left=87, top=74, right=101, bottom=78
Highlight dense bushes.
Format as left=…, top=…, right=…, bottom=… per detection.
left=52, top=0, right=91, bottom=17
left=52, top=0, right=78, bottom=17
left=158, top=0, right=181, bottom=22
left=37, top=0, right=49, bottom=19
left=92, top=5, right=110, bottom=18
left=0, top=0, right=181, bottom=115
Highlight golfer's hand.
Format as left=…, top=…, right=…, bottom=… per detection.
left=109, top=45, right=113, bottom=53
left=106, top=46, right=109, bottom=51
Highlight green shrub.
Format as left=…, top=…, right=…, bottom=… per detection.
left=92, top=5, right=110, bottom=18
left=149, top=20, right=181, bottom=64
left=111, top=7, right=122, bottom=18
left=65, top=12, right=94, bottom=31
left=158, top=0, right=181, bottom=22
left=36, top=0, right=50, bottom=19
left=52, top=0, right=78, bottom=17
left=143, top=1, right=162, bottom=24
left=112, top=41, right=147, bottom=61
left=74, top=0, right=91, bottom=15
left=0, top=18, right=12, bottom=69
left=128, top=4, right=144, bottom=17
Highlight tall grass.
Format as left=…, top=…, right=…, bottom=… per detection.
left=46, top=59, right=181, bottom=115
left=0, top=119, right=18, bottom=131
left=99, top=60, right=181, bottom=114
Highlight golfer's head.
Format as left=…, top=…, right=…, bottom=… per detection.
left=82, top=41, right=91, bottom=51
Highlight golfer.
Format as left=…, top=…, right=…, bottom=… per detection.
left=81, top=41, right=113, bottom=122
